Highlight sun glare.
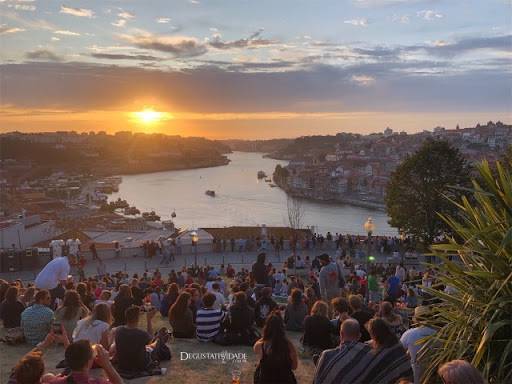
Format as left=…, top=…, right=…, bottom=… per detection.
left=132, top=108, right=172, bottom=124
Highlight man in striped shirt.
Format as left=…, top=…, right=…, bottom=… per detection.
left=313, top=318, right=371, bottom=384
left=196, top=293, right=225, bottom=342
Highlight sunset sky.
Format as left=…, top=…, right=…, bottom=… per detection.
left=1, top=0, right=511, bottom=139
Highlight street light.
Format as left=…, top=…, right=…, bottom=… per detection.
left=190, top=230, right=199, bottom=267
left=363, top=217, right=375, bottom=303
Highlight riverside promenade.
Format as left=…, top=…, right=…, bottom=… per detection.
left=0, top=245, right=423, bottom=283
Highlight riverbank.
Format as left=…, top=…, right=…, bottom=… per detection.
left=99, top=156, right=230, bottom=176
left=274, top=178, right=386, bottom=211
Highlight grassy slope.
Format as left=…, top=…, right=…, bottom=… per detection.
left=0, top=314, right=316, bottom=384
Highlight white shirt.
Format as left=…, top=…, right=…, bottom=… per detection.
left=212, top=291, right=225, bottom=310
left=35, top=256, right=70, bottom=289
left=73, top=319, right=110, bottom=344
left=50, top=239, right=64, bottom=258
left=69, top=239, right=81, bottom=256
left=400, top=326, right=435, bottom=364
left=400, top=326, right=436, bottom=384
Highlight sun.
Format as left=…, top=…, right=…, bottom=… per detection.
left=132, top=108, right=172, bottom=124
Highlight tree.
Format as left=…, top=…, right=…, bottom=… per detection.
left=287, top=195, right=304, bottom=230
left=287, top=195, right=305, bottom=274
left=385, top=139, right=471, bottom=245
left=420, top=160, right=512, bottom=383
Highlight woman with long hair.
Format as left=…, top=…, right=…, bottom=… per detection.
left=76, top=282, right=95, bottom=310
left=169, top=291, right=195, bottom=338
left=284, top=288, right=308, bottom=331
left=0, top=286, right=25, bottom=329
left=302, top=300, right=333, bottom=355
left=112, top=284, right=135, bottom=326
left=55, top=290, right=90, bottom=339
left=161, top=283, right=179, bottom=318
left=359, top=318, right=413, bottom=384
left=254, top=310, right=298, bottom=383
left=73, top=303, right=112, bottom=349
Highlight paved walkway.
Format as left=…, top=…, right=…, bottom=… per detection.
left=0, top=247, right=424, bottom=283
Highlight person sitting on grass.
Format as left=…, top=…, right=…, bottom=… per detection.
left=169, top=291, right=195, bottom=338
left=284, top=288, right=308, bottom=332
left=0, top=286, right=25, bottom=329
left=112, top=284, right=135, bottom=327
left=111, top=305, right=159, bottom=373
left=313, top=318, right=371, bottom=384
left=21, top=290, right=54, bottom=345
left=46, top=340, right=122, bottom=384
left=253, top=310, right=298, bottom=384
left=196, top=292, right=225, bottom=342
left=330, top=297, right=351, bottom=342
left=254, top=287, right=277, bottom=327
left=73, top=303, right=112, bottom=349
left=55, top=290, right=90, bottom=340
left=302, top=300, right=333, bottom=356
left=359, top=318, right=413, bottom=384
left=221, top=291, right=256, bottom=345
left=377, top=301, right=406, bottom=338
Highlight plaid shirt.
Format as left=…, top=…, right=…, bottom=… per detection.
left=21, top=304, right=54, bottom=345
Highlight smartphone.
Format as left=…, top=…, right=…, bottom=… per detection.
left=52, top=322, right=62, bottom=334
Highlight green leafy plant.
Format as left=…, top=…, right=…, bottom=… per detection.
left=420, top=160, right=512, bottom=383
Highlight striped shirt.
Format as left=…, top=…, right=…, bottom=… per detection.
left=314, top=341, right=372, bottom=384
left=196, top=307, right=224, bottom=342
left=20, top=304, right=54, bottom=345
left=314, top=341, right=413, bottom=384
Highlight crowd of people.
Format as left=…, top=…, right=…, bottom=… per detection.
left=0, top=250, right=486, bottom=384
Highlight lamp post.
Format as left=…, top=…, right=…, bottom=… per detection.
left=190, top=230, right=199, bottom=267
left=363, top=218, right=375, bottom=304
left=363, top=217, right=375, bottom=271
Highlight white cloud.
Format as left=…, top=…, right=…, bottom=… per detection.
left=351, top=74, right=375, bottom=86
left=157, top=17, right=171, bottom=24
left=7, top=4, right=36, bottom=11
left=391, top=14, right=409, bottom=24
left=118, top=11, right=134, bottom=20
left=344, top=18, right=368, bottom=27
left=417, top=10, right=443, bottom=21
left=54, top=30, right=80, bottom=36
left=112, top=10, right=135, bottom=28
left=189, top=0, right=200, bottom=4
left=0, top=25, right=25, bottom=35
left=51, top=36, right=60, bottom=41
left=60, top=5, right=94, bottom=18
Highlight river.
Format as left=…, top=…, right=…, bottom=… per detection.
left=110, top=152, right=396, bottom=235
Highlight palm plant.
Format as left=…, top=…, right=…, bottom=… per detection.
left=420, top=160, right=512, bottom=383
